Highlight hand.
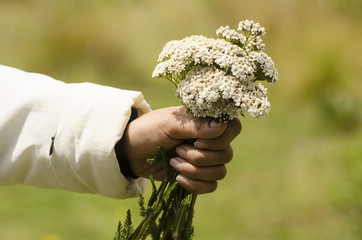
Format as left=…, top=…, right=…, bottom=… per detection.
left=123, top=106, right=242, bottom=194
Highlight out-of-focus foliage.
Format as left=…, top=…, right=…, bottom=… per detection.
left=0, top=0, right=361, bottom=239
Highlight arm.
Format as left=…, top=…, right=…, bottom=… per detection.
left=0, top=65, right=151, bottom=199
left=0, top=65, right=242, bottom=199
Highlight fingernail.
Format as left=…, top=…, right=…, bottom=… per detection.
left=194, top=140, right=208, bottom=149
left=175, top=174, right=186, bottom=185
left=170, top=158, right=181, bottom=170
left=176, top=147, right=186, bottom=158
left=209, top=120, right=223, bottom=128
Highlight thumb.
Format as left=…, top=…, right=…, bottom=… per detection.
left=166, top=107, right=228, bottom=140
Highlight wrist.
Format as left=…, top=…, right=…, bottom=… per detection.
left=115, top=108, right=139, bottom=179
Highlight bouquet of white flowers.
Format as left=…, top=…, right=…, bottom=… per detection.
left=114, top=20, right=278, bottom=240
left=153, top=20, right=278, bottom=121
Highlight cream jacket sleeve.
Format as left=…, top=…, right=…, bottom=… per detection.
left=0, top=65, right=150, bottom=199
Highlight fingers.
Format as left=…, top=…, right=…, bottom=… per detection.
left=194, top=118, right=242, bottom=151
left=170, top=144, right=233, bottom=194
left=176, top=175, right=218, bottom=194
left=170, top=157, right=227, bottom=181
left=164, top=107, right=228, bottom=140
left=169, top=156, right=225, bottom=194
left=176, top=145, right=233, bottom=167
left=165, top=110, right=242, bottom=194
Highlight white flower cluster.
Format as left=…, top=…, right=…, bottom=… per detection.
left=238, top=20, right=266, bottom=36
left=217, top=25, right=265, bottom=52
left=152, top=20, right=278, bottom=121
left=152, top=36, right=244, bottom=80
left=177, top=66, right=270, bottom=120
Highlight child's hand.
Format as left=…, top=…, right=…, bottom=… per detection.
left=123, top=106, right=242, bottom=194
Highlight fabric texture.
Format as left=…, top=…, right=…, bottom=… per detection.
left=0, top=65, right=151, bottom=199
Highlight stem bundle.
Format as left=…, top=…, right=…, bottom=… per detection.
left=114, top=147, right=195, bottom=240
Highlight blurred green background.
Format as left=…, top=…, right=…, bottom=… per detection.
left=1, top=0, right=361, bottom=239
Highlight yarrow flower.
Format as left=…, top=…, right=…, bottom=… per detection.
left=238, top=20, right=266, bottom=36
left=176, top=65, right=270, bottom=120
left=153, top=20, right=278, bottom=121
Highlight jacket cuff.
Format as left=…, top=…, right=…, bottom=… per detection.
left=49, top=82, right=151, bottom=199
left=115, top=108, right=139, bottom=179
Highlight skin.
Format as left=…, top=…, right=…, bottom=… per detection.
left=123, top=106, right=242, bottom=194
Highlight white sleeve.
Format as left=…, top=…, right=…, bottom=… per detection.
left=0, top=65, right=151, bottom=199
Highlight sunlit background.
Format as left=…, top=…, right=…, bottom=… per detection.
left=1, top=0, right=361, bottom=239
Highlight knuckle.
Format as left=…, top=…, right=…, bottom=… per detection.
left=216, top=165, right=227, bottom=180
left=190, top=181, right=218, bottom=195
left=194, top=119, right=211, bottom=139
left=197, top=181, right=218, bottom=194
left=206, top=181, right=218, bottom=193
left=160, top=115, right=175, bottom=134
left=187, top=150, right=205, bottom=166
left=222, top=146, right=233, bottom=164
left=182, top=163, right=198, bottom=176
left=231, top=118, right=242, bottom=135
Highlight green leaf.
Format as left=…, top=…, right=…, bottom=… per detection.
left=121, top=210, right=134, bottom=239
left=138, top=195, right=146, bottom=217
left=158, top=146, right=172, bottom=180
left=162, top=182, right=178, bottom=204
left=147, top=175, right=158, bottom=207
left=113, top=221, right=122, bottom=240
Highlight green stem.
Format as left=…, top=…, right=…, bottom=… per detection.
left=134, top=214, right=154, bottom=239
left=160, top=206, right=176, bottom=240
left=173, top=199, right=189, bottom=240
left=167, top=77, right=178, bottom=88
left=241, top=31, right=257, bottom=50
left=189, top=194, right=197, bottom=212
left=132, top=177, right=170, bottom=239
left=181, top=194, right=197, bottom=240
left=129, top=145, right=197, bottom=240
